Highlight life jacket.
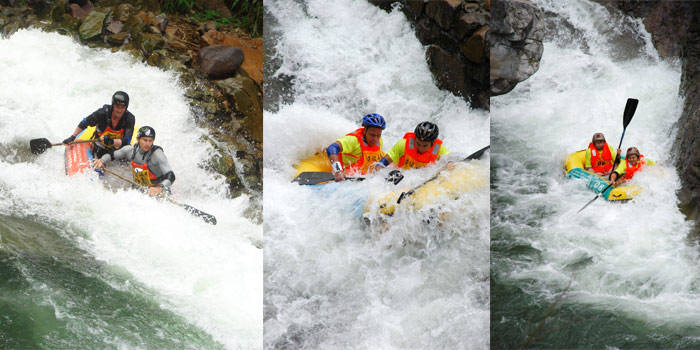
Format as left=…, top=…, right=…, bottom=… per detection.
left=130, top=145, right=164, bottom=186
left=93, top=126, right=125, bottom=149
left=623, top=155, right=645, bottom=180
left=397, top=132, right=443, bottom=169
left=588, top=142, right=613, bottom=173
left=339, top=128, right=384, bottom=175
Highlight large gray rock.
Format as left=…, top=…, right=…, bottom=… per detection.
left=198, top=45, right=244, bottom=79
left=490, top=0, right=544, bottom=95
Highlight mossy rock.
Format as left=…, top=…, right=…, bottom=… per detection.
left=79, top=10, right=107, bottom=41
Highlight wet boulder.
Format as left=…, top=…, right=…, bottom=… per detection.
left=198, top=45, right=244, bottom=79
left=78, top=10, right=105, bottom=40
left=490, top=0, right=544, bottom=96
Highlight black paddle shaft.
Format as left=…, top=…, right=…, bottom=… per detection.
left=580, top=98, right=638, bottom=213
left=608, top=98, right=638, bottom=180
left=396, top=145, right=490, bottom=204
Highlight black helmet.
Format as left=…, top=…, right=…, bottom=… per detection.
left=112, top=91, right=129, bottom=109
left=137, top=126, right=155, bottom=139
left=414, top=121, right=439, bottom=142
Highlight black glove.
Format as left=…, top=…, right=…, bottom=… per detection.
left=103, top=135, right=114, bottom=146
left=62, top=135, right=76, bottom=144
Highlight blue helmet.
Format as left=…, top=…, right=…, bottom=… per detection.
left=362, top=113, right=386, bottom=129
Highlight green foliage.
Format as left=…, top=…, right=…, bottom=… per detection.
left=228, top=0, right=262, bottom=37
left=161, top=0, right=195, bottom=14
left=191, top=9, right=232, bottom=26
left=160, top=0, right=262, bottom=36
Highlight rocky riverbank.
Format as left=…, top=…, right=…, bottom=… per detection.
left=591, top=0, right=700, bottom=238
left=0, top=0, right=262, bottom=221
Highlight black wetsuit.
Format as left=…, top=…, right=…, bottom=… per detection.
left=78, top=104, right=135, bottom=159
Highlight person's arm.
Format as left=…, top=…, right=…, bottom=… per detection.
left=326, top=141, right=345, bottom=181
left=92, top=145, right=133, bottom=169
left=583, top=149, right=593, bottom=171
left=369, top=154, right=393, bottom=173
left=611, top=162, right=626, bottom=186
left=116, top=113, right=135, bottom=148
left=435, top=145, right=456, bottom=169
left=65, top=108, right=103, bottom=144
left=148, top=148, right=175, bottom=196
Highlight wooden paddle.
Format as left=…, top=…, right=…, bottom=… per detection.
left=396, top=145, right=490, bottom=204
left=30, top=138, right=96, bottom=154
left=100, top=167, right=217, bottom=225
left=578, top=98, right=638, bottom=213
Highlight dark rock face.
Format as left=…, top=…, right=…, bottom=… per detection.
left=199, top=45, right=244, bottom=79
left=368, top=0, right=490, bottom=110
left=673, top=1, right=700, bottom=239
left=592, top=0, right=693, bottom=59
left=489, top=0, right=544, bottom=96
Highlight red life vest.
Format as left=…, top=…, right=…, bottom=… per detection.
left=339, top=128, right=384, bottom=175
left=130, top=146, right=163, bottom=186
left=94, top=126, right=125, bottom=149
left=397, top=132, right=443, bottom=169
left=623, top=155, right=645, bottom=180
left=588, top=142, right=613, bottom=173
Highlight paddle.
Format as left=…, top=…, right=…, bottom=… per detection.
left=396, top=145, right=490, bottom=204
left=100, top=167, right=217, bottom=225
left=608, top=98, right=638, bottom=180
left=30, top=138, right=96, bottom=154
left=577, top=182, right=614, bottom=214
left=578, top=98, right=638, bottom=213
left=292, top=171, right=365, bottom=185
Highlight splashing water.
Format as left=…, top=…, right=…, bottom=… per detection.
left=264, top=0, right=490, bottom=348
left=491, top=0, right=699, bottom=348
left=0, top=29, right=261, bottom=349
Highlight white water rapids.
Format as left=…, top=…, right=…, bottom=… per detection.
left=264, top=0, right=490, bottom=348
left=491, top=0, right=700, bottom=339
left=0, top=29, right=261, bottom=349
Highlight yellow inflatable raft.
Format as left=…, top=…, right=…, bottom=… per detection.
left=564, top=150, right=639, bottom=201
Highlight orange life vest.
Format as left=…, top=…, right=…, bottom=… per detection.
left=397, top=132, right=443, bottom=169
left=588, top=142, right=613, bottom=173
left=623, top=155, right=645, bottom=180
left=94, top=126, right=125, bottom=149
left=130, top=146, right=163, bottom=186
left=339, top=128, right=384, bottom=175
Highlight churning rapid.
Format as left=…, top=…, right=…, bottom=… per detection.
left=0, top=30, right=261, bottom=349
left=264, top=0, right=489, bottom=348
left=491, top=0, right=700, bottom=348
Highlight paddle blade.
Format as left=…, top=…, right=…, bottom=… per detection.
left=181, top=203, right=217, bottom=225
left=29, top=138, right=52, bottom=154
left=623, top=98, right=638, bottom=128
left=464, top=145, right=490, bottom=161
left=293, top=172, right=335, bottom=185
